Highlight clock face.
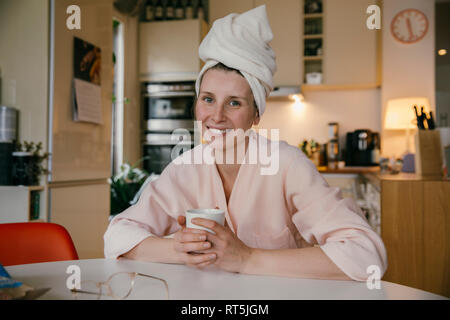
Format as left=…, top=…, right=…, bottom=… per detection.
left=391, top=9, right=428, bottom=44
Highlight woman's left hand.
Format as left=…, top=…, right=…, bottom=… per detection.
left=191, top=218, right=252, bottom=273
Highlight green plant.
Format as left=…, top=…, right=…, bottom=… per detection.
left=299, top=139, right=318, bottom=158
left=109, top=158, right=149, bottom=215
left=15, top=141, right=50, bottom=184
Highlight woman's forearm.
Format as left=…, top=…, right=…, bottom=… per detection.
left=122, top=237, right=352, bottom=281
left=121, top=236, right=181, bottom=264
left=241, top=246, right=352, bottom=281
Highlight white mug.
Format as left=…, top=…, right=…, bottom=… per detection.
left=185, top=208, right=225, bottom=234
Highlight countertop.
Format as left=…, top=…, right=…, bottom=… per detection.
left=317, top=166, right=380, bottom=174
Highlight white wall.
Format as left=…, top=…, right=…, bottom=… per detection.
left=257, top=89, right=381, bottom=154
left=381, top=0, right=435, bottom=158
left=0, top=0, right=49, bottom=149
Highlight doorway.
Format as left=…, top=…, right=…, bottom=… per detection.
left=112, top=18, right=125, bottom=175
left=435, top=0, right=450, bottom=127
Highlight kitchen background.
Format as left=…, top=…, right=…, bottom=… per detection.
left=0, top=0, right=449, bottom=297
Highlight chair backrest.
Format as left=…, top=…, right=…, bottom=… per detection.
left=0, top=222, right=79, bottom=266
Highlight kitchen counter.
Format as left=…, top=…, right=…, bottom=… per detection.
left=317, top=166, right=380, bottom=174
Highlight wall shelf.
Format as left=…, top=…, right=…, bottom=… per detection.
left=304, top=13, right=323, bottom=19
left=301, top=83, right=380, bottom=92
left=302, top=0, right=324, bottom=84
left=0, top=185, right=47, bottom=223
left=303, top=34, right=323, bottom=39
left=303, top=55, right=323, bottom=61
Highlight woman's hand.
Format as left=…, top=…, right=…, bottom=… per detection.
left=173, top=216, right=217, bottom=268
left=191, top=218, right=252, bottom=273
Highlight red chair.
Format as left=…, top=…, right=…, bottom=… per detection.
left=0, top=222, right=79, bottom=266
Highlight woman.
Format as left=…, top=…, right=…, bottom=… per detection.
left=104, top=6, right=387, bottom=281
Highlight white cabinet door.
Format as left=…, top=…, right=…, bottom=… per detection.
left=323, top=0, right=379, bottom=86
left=50, top=183, right=110, bottom=259
left=139, top=19, right=208, bottom=82
left=210, top=0, right=302, bottom=87
left=255, top=0, right=302, bottom=87
left=209, top=0, right=254, bottom=24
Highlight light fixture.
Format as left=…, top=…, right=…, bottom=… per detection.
left=384, top=97, right=431, bottom=157
left=290, top=94, right=304, bottom=103
left=438, top=49, right=447, bottom=56
left=291, top=94, right=305, bottom=113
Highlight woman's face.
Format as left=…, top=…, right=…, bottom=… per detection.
left=195, top=68, right=260, bottom=147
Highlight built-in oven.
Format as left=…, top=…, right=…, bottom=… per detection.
left=141, top=82, right=196, bottom=174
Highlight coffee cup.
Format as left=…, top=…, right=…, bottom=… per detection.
left=185, top=208, right=225, bottom=234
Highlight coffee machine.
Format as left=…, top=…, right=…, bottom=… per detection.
left=345, top=129, right=380, bottom=166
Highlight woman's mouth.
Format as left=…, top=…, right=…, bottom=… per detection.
left=206, top=126, right=231, bottom=136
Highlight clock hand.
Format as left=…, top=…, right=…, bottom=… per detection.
left=406, top=18, right=414, bottom=39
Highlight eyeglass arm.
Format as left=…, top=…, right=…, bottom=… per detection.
left=136, top=273, right=170, bottom=300
left=71, top=288, right=104, bottom=296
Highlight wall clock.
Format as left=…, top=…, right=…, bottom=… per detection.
left=390, top=9, right=428, bottom=44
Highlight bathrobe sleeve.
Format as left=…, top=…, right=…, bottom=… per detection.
left=286, top=150, right=388, bottom=281
left=103, top=162, right=185, bottom=259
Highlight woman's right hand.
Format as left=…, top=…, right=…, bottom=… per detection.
left=173, top=216, right=217, bottom=268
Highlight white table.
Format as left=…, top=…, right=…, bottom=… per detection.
left=5, top=258, right=447, bottom=300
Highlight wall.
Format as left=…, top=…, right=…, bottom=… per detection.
left=257, top=89, right=381, bottom=152
left=381, top=0, right=435, bottom=158
left=0, top=0, right=49, bottom=151
left=49, top=0, right=113, bottom=259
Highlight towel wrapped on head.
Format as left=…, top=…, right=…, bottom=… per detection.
left=195, top=5, right=277, bottom=117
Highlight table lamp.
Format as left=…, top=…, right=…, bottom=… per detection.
left=384, top=97, right=431, bottom=172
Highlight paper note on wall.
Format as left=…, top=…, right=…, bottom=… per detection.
left=73, top=78, right=102, bottom=124
left=72, top=36, right=102, bottom=124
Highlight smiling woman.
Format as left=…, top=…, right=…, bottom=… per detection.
left=195, top=65, right=260, bottom=154
left=104, top=5, right=387, bottom=282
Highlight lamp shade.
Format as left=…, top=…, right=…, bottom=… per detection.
left=384, top=97, right=431, bottom=130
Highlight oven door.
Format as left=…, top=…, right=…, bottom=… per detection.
left=143, top=92, right=195, bottom=118
left=143, top=133, right=193, bottom=174
left=143, top=92, right=195, bottom=132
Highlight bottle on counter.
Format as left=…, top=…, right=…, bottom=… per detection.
left=196, top=0, right=205, bottom=21
left=174, top=0, right=185, bottom=20
left=165, top=0, right=175, bottom=20
left=144, top=0, right=154, bottom=22
left=154, top=0, right=164, bottom=20
left=185, top=0, right=194, bottom=19
left=371, top=132, right=381, bottom=164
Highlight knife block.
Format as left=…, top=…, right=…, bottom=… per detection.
left=414, top=130, right=443, bottom=176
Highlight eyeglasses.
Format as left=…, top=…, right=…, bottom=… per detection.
left=70, top=272, right=169, bottom=300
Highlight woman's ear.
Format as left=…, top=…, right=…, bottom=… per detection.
left=253, top=113, right=260, bottom=126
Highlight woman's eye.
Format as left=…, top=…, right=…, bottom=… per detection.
left=229, top=100, right=241, bottom=107
left=202, top=97, right=213, bottom=103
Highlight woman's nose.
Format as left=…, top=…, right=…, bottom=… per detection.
left=212, top=104, right=226, bottom=122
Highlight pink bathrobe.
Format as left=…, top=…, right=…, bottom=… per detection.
left=104, top=131, right=387, bottom=281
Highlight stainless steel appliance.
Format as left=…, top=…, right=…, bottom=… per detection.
left=345, top=129, right=380, bottom=166
left=326, top=122, right=339, bottom=168
left=0, top=106, right=18, bottom=185
left=0, top=106, right=18, bottom=143
left=142, top=82, right=196, bottom=174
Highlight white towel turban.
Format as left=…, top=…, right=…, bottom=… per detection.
left=195, top=5, right=277, bottom=117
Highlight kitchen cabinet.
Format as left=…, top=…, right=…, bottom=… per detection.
left=319, top=0, right=380, bottom=87
left=322, top=172, right=380, bottom=235
left=209, top=0, right=302, bottom=87
left=255, top=0, right=302, bottom=87
left=139, top=19, right=209, bottom=82
left=0, top=186, right=47, bottom=223
left=49, top=182, right=110, bottom=259
left=209, top=0, right=254, bottom=23
left=367, top=173, right=450, bottom=298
